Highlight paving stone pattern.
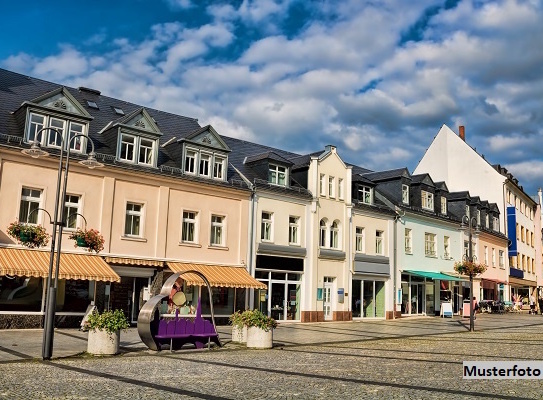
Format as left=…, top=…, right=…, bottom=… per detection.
left=1, top=314, right=543, bottom=399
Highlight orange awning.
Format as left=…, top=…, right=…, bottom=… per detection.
left=105, top=256, right=164, bottom=268
left=0, top=247, right=120, bottom=282
left=167, top=262, right=267, bottom=289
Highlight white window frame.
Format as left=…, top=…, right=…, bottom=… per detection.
left=402, top=184, right=409, bottom=204
left=444, top=236, right=450, bottom=259
left=485, top=214, right=489, bottom=229
left=181, top=211, right=198, bottom=243
left=289, top=216, right=299, bottom=245
left=421, top=191, right=434, bottom=211
left=319, top=219, right=328, bottom=247
left=138, top=137, right=155, bottom=166
left=319, top=174, right=326, bottom=196
left=440, top=197, right=447, bottom=214
left=125, top=202, right=143, bottom=237
left=355, top=227, right=365, bottom=253
left=47, top=117, right=66, bottom=148
left=330, top=220, right=340, bottom=249
left=492, top=248, right=496, bottom=267
left=120, top=134, right=136, bottom=163
left=268, top=164, right=287, bottom=186
left=359, top=186, right=372, bottom=205
left=338, top=178, right=344, bottom=200
left=328, top=176, right=335, bottom=198
left=375, top=230, right=384, bottom=255
left=484, top=246, right=488, bottom=264
left=493, top=217, right=499, bottom=231
left=261, top=212, right=273, bottom=242
left=63, top=194, right=81, bottom=230
left=213, top=156, right=225, bottom=180
left=424, top=232, right=436, bottom=257
left=499, top=250, right=504, bottom=268
left=477, top=210, right=481, bottom=226
left=404, top=228, right=412, bottom=254
left=185, top=149, right=197, bottom=174
left=210, top=214, right=225, bottom=246
left=19, top=187, right=42, bottom=224
left=199, top=152, right=211, bottom=177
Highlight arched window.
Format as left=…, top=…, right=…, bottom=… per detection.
left=320, top=219, right=328, bottom=247
left=330, top=220, right=340, bottom=249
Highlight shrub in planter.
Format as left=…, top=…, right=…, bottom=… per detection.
left=229, top=311, right=247, bottom=343
left=230, top=310, right=277, bottom=349
left=7, top=220, right=50, bottom=248
left=86, top=309, right=130, bottom=355
left=68, top=228, right=105, bottom=253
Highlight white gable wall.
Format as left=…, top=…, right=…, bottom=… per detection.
left=414, top=124, right=506, bottom=233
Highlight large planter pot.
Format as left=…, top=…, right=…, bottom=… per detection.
left=231, top=325, right=247, bottom=343
left=87, top=329, right=120, bottom=355
left=246, top=326, right=273, bottom=349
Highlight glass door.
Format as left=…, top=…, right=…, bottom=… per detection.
left=323, top=277, right=333, bottom=320
left=363, top=281, right=374, bottom=317
left=271, top=282, right=285, bottom=321
left=287, top=283, right=300, bottom=320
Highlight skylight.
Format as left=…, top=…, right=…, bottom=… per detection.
left=86, top=100, right=99, bottom=109
left=113, top=107, right=124, bottom=115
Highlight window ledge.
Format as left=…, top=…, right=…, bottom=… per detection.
left=405, top=252, right=413, bottom=255
left=425, top=254, right=437, bottom=258
left=179, top=242, right=201, bottom=248
left=208, top=245, right=229, bottom=251
left=121, top=235, right=147, bottom=243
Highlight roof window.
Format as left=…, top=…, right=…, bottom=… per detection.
left=113, top=107, right=124, bottom=115
left=86, top=100, right=99, bottom=109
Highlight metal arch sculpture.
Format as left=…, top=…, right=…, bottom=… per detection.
left=137, top=270, right=220, bottom=351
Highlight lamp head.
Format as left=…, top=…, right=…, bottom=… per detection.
left=21, top=141, right=49, bottom=158
left=79, top=152, right=103, bottom=169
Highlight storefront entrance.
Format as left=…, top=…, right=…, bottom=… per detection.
left=352, top=278, right=385, bottom=318
left=255, top=270, right=301, bottom=321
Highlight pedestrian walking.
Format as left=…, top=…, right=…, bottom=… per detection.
left=472, top=296, right=478, bottom=320
left=530, top=293, right=536, bottom=315
left=538, top=295, right=543, bottom=316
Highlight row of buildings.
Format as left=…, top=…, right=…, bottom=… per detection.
left=0, top=68, right=540, bottom=328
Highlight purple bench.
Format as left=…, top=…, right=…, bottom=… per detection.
left=154, top=296, right=220, bottom=350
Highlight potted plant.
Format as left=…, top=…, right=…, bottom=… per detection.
left=6, top=220, right=50, bottom=248
left=229, top=310, right=247, bottom=343
left=68, top=228, right=105, bottom=253
left=234, top=309, right=277, bottom=349
left=86, top=309, right=130, bottom=355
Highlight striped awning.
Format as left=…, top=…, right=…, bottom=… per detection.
left=105, top=257, right=164, bottom=268
left=0, top=247, right=120, bottom=282
left=167, top=262, right=267, bottom=289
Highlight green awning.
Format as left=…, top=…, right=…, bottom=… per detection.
left=404, top=270, right=466, bottom=281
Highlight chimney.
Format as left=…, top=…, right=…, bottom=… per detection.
left=459, top=125, right=465, bottom=141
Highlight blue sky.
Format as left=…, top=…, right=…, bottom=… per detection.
left=1, top=0, right=542, bottom=195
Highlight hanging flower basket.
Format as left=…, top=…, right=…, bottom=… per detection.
left=454, top=260, right=488, bottom=277
left=68, top=228, right=105, bottom=253
left=7, top=220, right=50, bottom=249
left=76, top=237, right=89, bottom=247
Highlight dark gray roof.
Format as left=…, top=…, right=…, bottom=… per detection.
left=244, top=151, right=293, bottom=166
left=362, top=168, right=410, bottom=182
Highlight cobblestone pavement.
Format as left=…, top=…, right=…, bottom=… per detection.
left=1, top=314, right=543, bottom=399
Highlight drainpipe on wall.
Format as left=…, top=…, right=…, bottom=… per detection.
left=248, top=186, right=257, bottom=310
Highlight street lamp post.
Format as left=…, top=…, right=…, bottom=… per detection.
left=22, top=127, right=103, bottom=360
left=460, top=215, right=479, bottom=332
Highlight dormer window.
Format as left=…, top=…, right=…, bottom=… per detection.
left=183, top=147, right=227, bottom=181
left=27, top=112, right=87, bottom=152
left=268, top=164, right=287, bottom=186
left=440, top=197, right=447, bottom=214
left=421, top=191, right=434, bottom=211
left=185, top=150, right=196, bottom=173
left=359, top=186, right=372, bottom=205
left=402, top=184, right=409, bottom=204
left=199, top=153, right=211, bottom=177
left=118, top=133, right=156, bottom=166
left=213, top=156, right=225, bottom=179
